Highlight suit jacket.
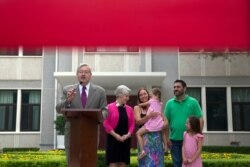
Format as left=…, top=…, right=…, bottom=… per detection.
left=103, top=102, right=135, bottom=135
left=56, top=82, right=107, bottom=147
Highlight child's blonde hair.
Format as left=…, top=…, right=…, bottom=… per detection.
left=151, top=88, right=161, bottom=100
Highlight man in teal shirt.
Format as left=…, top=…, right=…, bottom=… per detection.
left=164, top=80, right=203, bottom=167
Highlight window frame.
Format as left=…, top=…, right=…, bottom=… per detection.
left=0, top=47, right=43, bottom=57
left=20, top=90, right=41, bottom=132
left=231, top=87, right=250, bottom=131
left=0, top=90, right=17, bottom=131
left=206, top=87, right=228, bottom=131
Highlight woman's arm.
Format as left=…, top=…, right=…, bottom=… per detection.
left=138, top=101, right=150, bottom=108
left=128, top=107, right=135, bottom=134
left=103, top=104, right=116, bottom=133
left=162, top=115, right=169, bottom=138
left=134, top=105, right=150, bottom=125
left=134, top=105, right=159, bottom=126
left=122, top=106, right=135, bottom=141
left=110, top=130, right=123, bottom=142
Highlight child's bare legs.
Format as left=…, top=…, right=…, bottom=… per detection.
left=162, top=119, right=169, bottom=152
left=162, top=130, right=168, bottom=153
left=136, top=127, right=148, bottom=159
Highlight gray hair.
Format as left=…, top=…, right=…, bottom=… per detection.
left=115, top=85, right=131, bottom=97
left=76, top=63, right=92, bottom=75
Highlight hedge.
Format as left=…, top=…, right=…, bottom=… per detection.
left=2, top=148, right=40, bottom=153
left=1, top=149, right=250, bottom=167
left=0, top=150, right=65, bottom=167
left=202, top=146, right=250, bottom=154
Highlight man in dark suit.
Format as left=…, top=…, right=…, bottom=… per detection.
left=56, top=63, right=107, bottom=166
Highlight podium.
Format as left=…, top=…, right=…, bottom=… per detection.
left=61, top=109, right=103, bottom=167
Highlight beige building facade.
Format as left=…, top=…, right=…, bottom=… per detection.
left=0, top=47, right=249, bottom=150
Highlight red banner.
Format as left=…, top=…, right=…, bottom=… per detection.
left=0, top=0, right=249, bottom=48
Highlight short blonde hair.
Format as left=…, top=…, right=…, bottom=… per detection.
left=115, top=85, right=131, bottom=98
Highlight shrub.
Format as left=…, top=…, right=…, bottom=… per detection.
left=2, top=148, right=39, bottom=153
left=54, top=115, right=65, bottom=135
left=0, top=150, right=66, bottom=167
left=203, top=146, right=250, bottom=154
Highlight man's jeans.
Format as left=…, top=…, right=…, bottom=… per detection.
left=170, top=140, right=183, bottom=167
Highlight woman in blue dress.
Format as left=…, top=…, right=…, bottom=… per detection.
left=134, top=88, right=165, bottom=167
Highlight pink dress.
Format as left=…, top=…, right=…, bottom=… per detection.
left=144, top=99, right=164, bottom=132
left=182, top=132, right=204, bottom=167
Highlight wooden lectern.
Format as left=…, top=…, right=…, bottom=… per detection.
left=61, top=109, right=103, bottom=167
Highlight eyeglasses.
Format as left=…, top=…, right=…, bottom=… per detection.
left=78, top=70, right=91, bottom=74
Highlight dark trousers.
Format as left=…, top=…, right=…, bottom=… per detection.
left=170, top=140, right=183, bottom=167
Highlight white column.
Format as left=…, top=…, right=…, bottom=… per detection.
left=53, top=46, right=59, bottom=149
left=145, top=47, right=152, bottom=72
left=201, top=86, right=207, bottom=132
left=72, top=47, right=78, bottom=72
left=225, top=56, right=231, bottom=76
left=177, top=48, right=180, bottom=79
left=124, top=53, right=129, bottom=72
left=17, top=46, right=22, bottom=80
left=82, top=47, right=86, bottom=65
left=201, top=54, right=206, bottom=76
left=15, top=89, right=21, bottom=132
left=227, top=87, right=233, bottom=132
left=19, top=46, right=23, bottom=56
left=95, top=53, right=100, bottom=72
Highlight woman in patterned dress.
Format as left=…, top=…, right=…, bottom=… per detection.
left=134, top=88, right=165, bottom=167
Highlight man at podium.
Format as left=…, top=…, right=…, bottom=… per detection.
left=56, top=63, right=107, bottom=166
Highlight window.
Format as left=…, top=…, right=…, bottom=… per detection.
left=232, top=88, right=250, bottom=131
left=0, top=90, right=17, bottom=131
left=186, top=87, right=202, bottom=108
left=85, top=46, right=97, bottom=52
left=0, top=47, right=42, bottom=56
left=84, top=47, right=139, bottom=52
left=127, top=47, right=139, bottom=52
left=23, top=47, right=42, bottom=56
left=21, top=90, right=41, bottom=131
left=0, top=47, right=18, bottom=56
left=206, top=88, right=228, bottom=131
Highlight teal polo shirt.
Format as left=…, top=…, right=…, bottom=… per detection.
left=164, top=95, right=202, bottom=140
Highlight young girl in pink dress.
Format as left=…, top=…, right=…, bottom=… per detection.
left=136, top=88, right=168, bottom=160
left=182, top=116, right=204, bottom=167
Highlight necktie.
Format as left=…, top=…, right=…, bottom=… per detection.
left=81, top=86, right=87, bottom=108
